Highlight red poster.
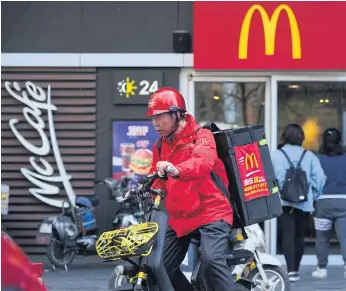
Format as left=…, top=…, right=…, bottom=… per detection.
left=194, top=1, right=346, bottom=70
left=234, top=142, right=270, bottom=201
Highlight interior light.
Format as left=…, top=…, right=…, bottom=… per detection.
left=213, top=95, right=220, bottom=100
left=288, top=84, right=300, bottom=89
left=319, top=99, right=324, bottom=103
left=302, top=119, right=321, bottom=151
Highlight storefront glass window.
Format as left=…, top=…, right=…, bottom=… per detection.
left=194, top=82, right=266, bottom=130
left=276, top=81, right=346, bottom=255
left=277, top=82, right=346, bottom=151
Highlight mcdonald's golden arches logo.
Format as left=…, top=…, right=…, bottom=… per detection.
left=238, top=4, right=301, bottom=60
left=245, top=153, right=259, bottom=170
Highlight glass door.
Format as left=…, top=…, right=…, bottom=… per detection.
left=188, top=76, right=271, bottom=132
left=188, top=76, right=272, bottom=251
left=271, top=75, right=346, bottom=263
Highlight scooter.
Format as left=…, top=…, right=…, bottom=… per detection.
left=231, top=224, right=290, bottom=291
left=96, top=168, right=256, bottom=291
left=36, top=177, right=116, bottom=270
left=36, top=196, right=99, bottom=270
left=111, top=175, right=145, bottom=229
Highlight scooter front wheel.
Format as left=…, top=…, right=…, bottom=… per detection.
left=47, top=238, right=76, bottom=268
left=248, top=265, right=290, bottom=291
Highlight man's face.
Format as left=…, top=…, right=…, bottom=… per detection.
left=152, top=113, right=175, bottom=137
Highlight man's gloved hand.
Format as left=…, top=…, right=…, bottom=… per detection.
left=156, top=161, right=180, bottom=178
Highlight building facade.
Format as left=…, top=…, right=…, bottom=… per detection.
left=2, top=1, right=346, bottom=265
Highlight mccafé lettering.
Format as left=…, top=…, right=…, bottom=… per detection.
left=5, top=81, right=76, bottom=208
left=239, top=4, right=301, bottom=60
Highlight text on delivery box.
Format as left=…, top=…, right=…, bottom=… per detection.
left=234, top=142, right=270, bottom=201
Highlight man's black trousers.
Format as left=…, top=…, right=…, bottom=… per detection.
left=162, top=220, right=236, bottom=291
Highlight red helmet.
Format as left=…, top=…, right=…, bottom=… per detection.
left=146, top=87, right=186, bottom=116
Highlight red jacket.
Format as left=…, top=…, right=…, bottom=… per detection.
left=150, top=114, right=233, bottom=237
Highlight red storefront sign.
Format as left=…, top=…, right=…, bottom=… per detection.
left=234, top=143, right=270, bottom=201
left=194, top=1, right=346, bottom=70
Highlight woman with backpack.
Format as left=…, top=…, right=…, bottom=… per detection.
left=312, top=128, right=346, bottom=279
left=272, top=124, right=326, bottom=282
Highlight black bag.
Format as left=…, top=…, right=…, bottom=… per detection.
left=210, top=124, right=282, bottom=226
left=279, top=149, right=309, bottom=203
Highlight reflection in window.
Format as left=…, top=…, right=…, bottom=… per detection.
left=195, top=82, right=265, bottom=129
left=277, top=82, right=346, bottom=152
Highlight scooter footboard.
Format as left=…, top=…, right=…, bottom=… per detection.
left=142, top=211, right=174, bottom=291
left=226, top=249, right=254, bottom=267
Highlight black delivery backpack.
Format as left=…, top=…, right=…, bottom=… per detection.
left=204, top=122, right=283, bottom=228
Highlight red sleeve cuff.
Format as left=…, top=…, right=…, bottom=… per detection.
left=174, top=165, right=186, bottom=180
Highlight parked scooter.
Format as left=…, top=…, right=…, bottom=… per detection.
left=231, top=224, right=290, bottom=291
left=36, top=177, right=119, bottom=269
left=111, top=175, right=145, bottom=229
left=36, top=196, right=99, bottom=269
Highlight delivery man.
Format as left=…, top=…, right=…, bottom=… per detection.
left=147, top=87, right=234, bottom=291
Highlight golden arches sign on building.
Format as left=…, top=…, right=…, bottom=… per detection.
left=245, top=153, right=259, bottom=170
left=238, top=4, right=302, bottom=60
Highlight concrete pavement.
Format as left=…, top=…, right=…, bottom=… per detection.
left=32, top=255, right=346, bottom=291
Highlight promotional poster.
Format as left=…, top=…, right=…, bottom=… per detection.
left=112, top=121, right=159, bottom=182
left=234, top=142, right=270, bottom=201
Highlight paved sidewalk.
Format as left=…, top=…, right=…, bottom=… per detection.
left=33, top=255, right=346, bottom=291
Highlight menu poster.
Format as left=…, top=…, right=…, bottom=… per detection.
left=112, top=121, right=159, bottom=181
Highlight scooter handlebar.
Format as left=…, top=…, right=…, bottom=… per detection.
left=120, top=167, right=172, bottom=203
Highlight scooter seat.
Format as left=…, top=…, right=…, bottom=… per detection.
left=76, top=196, right=99, bottom=208
left=88, top=197, right=99, bottom=207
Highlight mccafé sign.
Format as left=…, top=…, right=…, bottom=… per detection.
left=194, top=2, right=346, bottom=70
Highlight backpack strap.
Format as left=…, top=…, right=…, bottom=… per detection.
left=210, top=171, right=248, bottom=239
left=297, top=150, right=307, bottom=168
left=279, top=149, right=295, bottom=168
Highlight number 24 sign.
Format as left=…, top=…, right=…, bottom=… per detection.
left=138, top=80, right=158, bottom=95
left=117, top=77, right=159, bottom=98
